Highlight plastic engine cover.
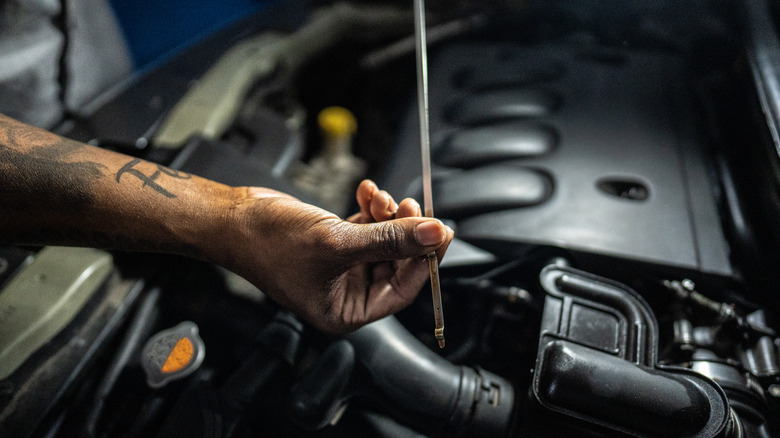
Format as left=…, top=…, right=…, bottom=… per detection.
left=382, top=41, right=732, bottom=278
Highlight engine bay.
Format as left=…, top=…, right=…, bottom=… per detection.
left=2, top=1, right=780, bottom=437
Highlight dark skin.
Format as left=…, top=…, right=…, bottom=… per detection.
left=0, top=113, right=453, bottom=333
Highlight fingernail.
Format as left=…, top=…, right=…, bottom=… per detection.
left=389, top=200, right=398, bottom=214
left=416, top=220, right=445, bottom=246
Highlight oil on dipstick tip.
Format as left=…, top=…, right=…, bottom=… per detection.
left=436, top=327, right=446, bottom=349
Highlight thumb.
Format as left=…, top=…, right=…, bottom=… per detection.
left=340, top=217, right=447, bottom=263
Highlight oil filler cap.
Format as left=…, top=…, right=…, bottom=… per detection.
left=141, top=321, right=205, bottom=388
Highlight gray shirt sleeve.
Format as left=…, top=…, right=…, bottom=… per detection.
left=0, top=0, right=131, bottom=129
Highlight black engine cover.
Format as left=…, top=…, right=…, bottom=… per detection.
left=382, top=41, right=732, bottom=278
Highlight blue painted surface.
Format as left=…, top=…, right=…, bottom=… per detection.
left=109, top=0, right=271, bottom=69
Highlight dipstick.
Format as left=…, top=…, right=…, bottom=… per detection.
left=414, top=0, right=445, bottom=348
left=428, top=253, right=445, bottom=348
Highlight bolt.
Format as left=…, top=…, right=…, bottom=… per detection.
left=769, top=384, right=780, bottom=398
left=681, top=279, right=696, bottom=291
left=720, top=304, right=737, bottom=319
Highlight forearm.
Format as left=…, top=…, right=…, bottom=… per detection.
left=0, top=113, right=453, bottom=333
left=0, top=113, right=234, bottom=259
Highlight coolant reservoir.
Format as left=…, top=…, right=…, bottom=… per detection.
left=293, top=106, right=366, bottom=216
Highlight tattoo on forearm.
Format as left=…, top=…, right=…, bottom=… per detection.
left=115, top=158, right=191, bottom=199
left=0, top=117, right=107, bottom=213
left=0, top=116, right=202, bottom=257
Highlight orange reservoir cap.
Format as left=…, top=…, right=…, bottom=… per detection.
left=141, top=321, right=205, bottom=388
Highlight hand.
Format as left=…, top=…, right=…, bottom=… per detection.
left=0, top=115, right=453, bottom=333
left=215, top=180, right=453, bottom=333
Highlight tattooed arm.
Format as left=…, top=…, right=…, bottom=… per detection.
left=0, top=113, right=453, bottom=333
left=0, top=113, right=232, bottom=255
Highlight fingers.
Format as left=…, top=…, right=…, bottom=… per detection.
left=338, top=217, right=448, bottom=264
left=365, top=258, right=430, bottom=324
left=435, top=225, right=454, bottom=261
left=348, top=180, right=453, bottom=263
left=370, top=191, right=397, bottom=222
left=396, top=197, right=422, bottom=219
left=356, top=179, right=378, bottom=219
left=355, top=180, right=400, bottom=223
left=397, top=197, right=452, bottom=261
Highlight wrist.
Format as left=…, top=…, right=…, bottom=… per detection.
left=192, top=186, right=277, bottom=265
left=197, top=186, right=315, bottom=285
left=161, top=182, right=241, bottom=264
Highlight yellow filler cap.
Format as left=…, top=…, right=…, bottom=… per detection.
left=318, top=106, right=357, bottom=139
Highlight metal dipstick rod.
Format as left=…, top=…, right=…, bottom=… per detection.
left=414, top=0, right=445, bottom=349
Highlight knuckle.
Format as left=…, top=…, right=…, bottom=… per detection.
left=376, top=223, right=404, bottom=258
